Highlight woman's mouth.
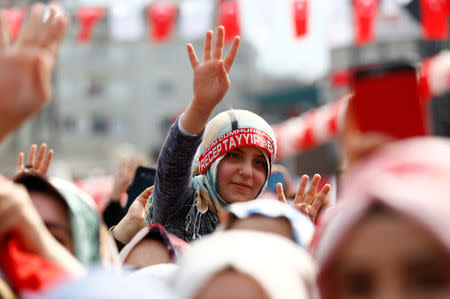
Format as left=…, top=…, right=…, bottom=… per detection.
left=231, top=182, right=252, bottom=189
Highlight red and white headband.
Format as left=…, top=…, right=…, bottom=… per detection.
left=198, top=128, right=275, bottom=174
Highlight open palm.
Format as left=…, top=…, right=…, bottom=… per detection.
left=187, top=26, right=240, bottom=111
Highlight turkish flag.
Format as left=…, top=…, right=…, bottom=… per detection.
left=76, top=7, right=105, bottom=44
left=420, top=0, right=448, bottom=40
left=353, top=0, right=379, bottom=45
left=147, top=2, right=178, bottom=43
left=293, top=0, right=309, bottom=38
left=3, top=8, right=26, bottom=41
left=217, top=0, right=240, bottom=43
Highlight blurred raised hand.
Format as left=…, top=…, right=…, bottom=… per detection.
left=0, top=3, right=69, bottom=141
left=16, top=143, right=54, bottom=177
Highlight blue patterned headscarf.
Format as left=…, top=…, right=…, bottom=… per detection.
left=191, top=109, right=277, bottom=209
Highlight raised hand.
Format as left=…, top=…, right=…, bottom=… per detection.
left=187, top=26, right=240, bottom=110
left=110, top=157, right=141, bottom=201
left=0, top=3, right=69, bottom=141
left=181, top=26, right=240, bottom=134
left=16, top=143, right=54, bottom=177
left=277, top=174, right=331, bottom=223
left=113, top=186, right=154, bottom=244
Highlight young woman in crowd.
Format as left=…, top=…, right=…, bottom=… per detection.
left=132, top=26, right=331, bottom=242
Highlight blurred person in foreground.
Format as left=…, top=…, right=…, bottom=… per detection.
left=173, top=230, right=318, bottom=299
left=311, top=137, right=450, bottom=299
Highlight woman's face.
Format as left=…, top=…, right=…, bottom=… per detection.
left=326, top=213, right=450, bottom=299
left=194, top=268, right=269, bottom=299
left=30, top=191, right=74, bottom=254
left=124, top=239, right=171, bottom=269
left=216, top=146, right=267, bottom=204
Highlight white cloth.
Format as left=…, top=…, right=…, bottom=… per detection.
left=125, top=263, right=178, bottom=283
left=179, top=0, right=214, bottom=40
left=173, top=230, right=318, bottom=299
left=109, top=2, right=145, bottom=42
left=239, top=0, right=330, bottom=82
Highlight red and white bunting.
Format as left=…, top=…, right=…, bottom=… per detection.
left=419, top=0, right=448, bottom=40
left=217, top=0, right=241, bottom=43
left=179, top=0, right=213, bottom=40
left=76, top=6, right=105, bottom=44
left=353, top=0, right=379, bottom=45
left=147, top=2, right=178, bottom=43
left=274, top=95, right=349, bottom=160
left=3, top=8, right=26, bottom=41
left=293, top=0, right=309, bottom=38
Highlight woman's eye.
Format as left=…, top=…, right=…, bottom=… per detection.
left=255, top=160, right=267, bottom=167
left=226, top=152, right=239, bottom=159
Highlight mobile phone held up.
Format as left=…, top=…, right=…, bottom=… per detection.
left=351, top=61, right=429, bottom=139
left=125, top=166, right=156, bottom=211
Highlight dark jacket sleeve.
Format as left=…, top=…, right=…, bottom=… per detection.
left=152, top=117, right=203, bottom=226
left=102, top=201, right=126, bottom=228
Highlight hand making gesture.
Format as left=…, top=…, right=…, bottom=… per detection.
left=0, top=3, right=68, bottom=141
left=277, top=174, right=331, bottom=223
left=16, top=143, right=54, bottom=177
left=181, top=26, right=240, bottom=135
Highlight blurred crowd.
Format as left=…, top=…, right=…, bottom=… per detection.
left=0, top=3, right=449, bottom=299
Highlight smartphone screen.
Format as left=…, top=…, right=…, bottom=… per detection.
left=351, top=62, right=428, bottom=139
left=125, top=166, right=156, bottom=211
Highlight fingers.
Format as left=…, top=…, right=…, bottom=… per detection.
left=212, top=26, right=225, bottom=60
left=202, top=30, right=213, bottom=61
left=16, top=3, right=45, bottom=47
left=40, top=149, right=53, bottom=175
left=224, top=36, right=240, bottom=73
left=0, top=11, right=10, bottom=49
left=186, top=43, right=200, bottom=69
left=26, top=144, right=37, bottom=168
left=276, top=183, right=287, bottom=204
left=35, top=143, right=47, bottom=171
left=310, top=184, right=330, bottom=215
left=39, top=4, right=69, bottom=60
left=136, top=186, right=154, bottom=205
left=17, top=152, right=24, bottom=172
left=303, top=174, right=321, bottom=205
left=293, top=175, right=309, bottom=205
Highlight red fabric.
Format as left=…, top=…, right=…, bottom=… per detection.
left=353, top=0, right=379, bottom=45
left=293, top=0, right=308, bottom=38
left=330, top=69, right=352, bottom=87
left=0, top=237, right=68, bottom=292
left=420, top=0, right=448, bottom=40
left=147, top=2, right=178, bottom=43
left=419, top=57, right=433, bottom=102
left=76, top=7, right=105, bottom=43
left=3, top=8, right=26, bottom=41
left=217, top=0, right=241, bottom=43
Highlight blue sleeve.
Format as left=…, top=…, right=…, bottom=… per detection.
left=151, top=117, right=203, bottom=225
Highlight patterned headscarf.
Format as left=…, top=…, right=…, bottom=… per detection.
left=119, top=223, right=189, bottom=263
left=223, top=199, right=315, bottom=247
left=13, top=174, right=101, bottom=266
left=191, top=109, right=277, bottom=208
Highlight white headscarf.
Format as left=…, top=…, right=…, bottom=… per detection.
left=172, top=230, right=318, bottom=299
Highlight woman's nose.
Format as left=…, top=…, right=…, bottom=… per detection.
left=238, top=160, right=253, bottom=177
